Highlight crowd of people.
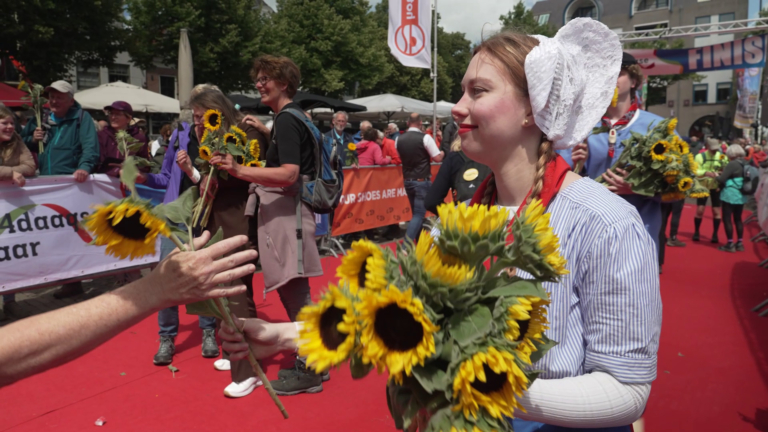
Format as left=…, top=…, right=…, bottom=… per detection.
left=0, top=15, right=765, bottom=431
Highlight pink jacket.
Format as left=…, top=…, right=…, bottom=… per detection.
left=356, top=140, right=391, bottom=166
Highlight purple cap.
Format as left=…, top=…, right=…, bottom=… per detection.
left=104, top=101, right=133, bottom=117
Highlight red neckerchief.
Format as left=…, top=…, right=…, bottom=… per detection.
left=470, top=154, right=571, bottom=218
left=601, top=102, right=638, bottom=158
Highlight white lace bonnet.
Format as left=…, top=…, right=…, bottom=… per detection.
left=525, top=18, right=622, bottom=150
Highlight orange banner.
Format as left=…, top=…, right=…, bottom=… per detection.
left=332, top=165, right=444, bottom=236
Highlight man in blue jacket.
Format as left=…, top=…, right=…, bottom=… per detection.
left=323, top=111, right=354, bottom=165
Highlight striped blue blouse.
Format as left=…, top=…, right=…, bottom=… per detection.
left=517, top=177, right=662, bottom=384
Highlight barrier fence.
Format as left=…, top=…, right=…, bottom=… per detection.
left=0, top=164, right=446, bottom=294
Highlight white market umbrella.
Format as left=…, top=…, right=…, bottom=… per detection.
left=75, top=81, right=180, bottom=114
left=178, top=29, right=194, bottom=108
left=335, top=93, right=453, bottom=122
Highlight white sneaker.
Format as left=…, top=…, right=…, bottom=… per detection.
left=223, top=377, right=262, bottom=398
left=213, top=359, right=231, bottom=371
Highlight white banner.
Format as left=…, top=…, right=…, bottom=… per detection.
left=0, top=175, right=159, bottom=293
left=388, top=0, right=432, bottom=69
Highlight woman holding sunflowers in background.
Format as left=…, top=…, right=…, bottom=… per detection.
left=188, top=89, right=268, bottom=399
left=220, top=19, right=661, bottom=431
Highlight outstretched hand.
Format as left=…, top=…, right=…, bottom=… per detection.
left=219, top=317, right=298, bottom=361
left=602, top=168, right=633, bottom=195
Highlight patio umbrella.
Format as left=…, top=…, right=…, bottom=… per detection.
left=75, top=81, right=180, bottom=113
left=227, top=92, right=367, bottom=114
left=0, top=82, right=27, bottom=108
left=326, top=93, right=453, bottom=122
left=178, top=29, right=194, bottom=108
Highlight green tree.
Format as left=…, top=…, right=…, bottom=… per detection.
left=499, top=2, right=555, bottom=37
left=125, top=0, right=267, bottom=93
left=264, top=0, right=391, bottom=98
left=0, top=0, right=126, bottom=85
left=626, top=39, right=703, bottom=107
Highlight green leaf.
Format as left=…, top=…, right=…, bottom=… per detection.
left=154, top=186, right=198, bottom=226
left=185, top=299, right=223, bottom=320
left=529, top=335, right=557, bottom=364
left=226, top=143, right=245, bottom=156
left=486, top=279, right=547, bottom=299
left=350, top=353, right=374, bottom=379
left=205, top=226, right=225, bottom=249
left=448, top=304, right=492, bottom=347
left=120, top=156, right=139, bottom=197
left=411, top=365, right=447, bottom=394
left=168, top=225, right=189, bottom=244
left=168, top=364, right=179, bottom=372
left=134, top=158, right=152, bottom=168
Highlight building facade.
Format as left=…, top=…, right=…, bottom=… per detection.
left=531, top=0, right=752, bottom=139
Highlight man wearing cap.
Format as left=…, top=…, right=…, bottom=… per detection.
left=692, top=136, right=729, bottom=243
left=21, top=80, right=99, bottom=182
left=562, top=52, right=668, bottom=256
left=96, top=101, right=149, bottom=178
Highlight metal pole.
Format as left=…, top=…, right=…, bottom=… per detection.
left=432, top=0, right=438, bottom=137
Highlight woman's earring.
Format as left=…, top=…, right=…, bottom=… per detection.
left=524, top=119, right=529, bottom=125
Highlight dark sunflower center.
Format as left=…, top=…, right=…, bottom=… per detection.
left=236, top=155, right=245, bottom=165
left=471, top=363, right=508, bottom=395
left=358, top=258, right=370, bottom=289
left=374, top=304, right=424, bottom=351
left=209, top=114, right=219, bottom=125
left=111, top=210, right=151, bottom=240
left=319, top=306, right=348, bottom=350
left=652, top=144, right=665, bottom=155
left=515, top=319, right=530, bottom=342
left=226, top=135, right=237, bottom=144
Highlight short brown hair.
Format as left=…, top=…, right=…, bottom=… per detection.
left=625, top=64, right=644, bottom=93
left=363, top=127, right=380, bottom=142
left=251, top=55, right=301, bottom=98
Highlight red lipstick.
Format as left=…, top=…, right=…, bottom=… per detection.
left=458, top=124, right=477, bottom=135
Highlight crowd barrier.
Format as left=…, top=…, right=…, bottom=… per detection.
left=0, top=164, right=446, bottom=294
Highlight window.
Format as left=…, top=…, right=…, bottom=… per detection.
left=538, top=13, right=550, bottom=25
left=571, top=6, right=595, bottom=19
left=635, top=0, right=669, bottom=12
left=694, top=16, right=711, bottom=32
left=693, top=84, right=709, bottom=105
left=716, top=83, right=732, bottom=103
left=76, top=63, right=100, bottom=90
left=160, top=76, right=176, bottom=98
left=634, top=22, right=668, bottom=32
left=719, top=13, right=735, bottom=23
left=108, top=64, right=130, bottom=83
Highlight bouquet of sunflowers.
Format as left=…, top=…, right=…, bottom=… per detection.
left=193, top=109, right=251, bottom=228
left=81, top=145, right=289, bottom=419
left=596, top=118, right=709, bottom=202
left=297, top=201, right=568, bottom=432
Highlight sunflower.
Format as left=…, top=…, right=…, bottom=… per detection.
left=438, top=202, right=510, bottom=237
left=357, top=286, right=439, bottom=383
left=521, top=199, right=568, bottom=276
left=664, top=175, right=677, bottom=184
left=452, top=347, right=529, bottom=420
left=223, top=132, right=238, bottom=146
left=297, top=284, right=357, bottom=373
left=248, top=139, right=260, bottom=159
left=667, top=118, right=678, bottom=135
left=336, top=239, right=389, bottom=294
left=348, top=143, right=357, bottom=151
left=245, top=159, right=260, bottom=168
left=199, top=145, right=212, bottom=161
left=650, top=140, right=670, bottom=161
left=664, top=169, right=679, bottom=177
left=661, top=192, right=686, bottom=202
left=676, top=137, right=689, bottom=154
left=414, top=231, right=474, bottom=286
left=678, top=177, right=693, bottom=192
left=231, top=126, right=247, bottom=145
left=200, top=129, right=211, bottom=144
left=610, top=87, right=619, bottom=107
left=84, top=199, right=170, bottom=260
left=203, top=109, right=222, bottom=131
left=690, top=190, right=710, bottom=199
left=504, top=296, right=549, bottom=360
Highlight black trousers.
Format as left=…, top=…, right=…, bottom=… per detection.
left=658, top=200, right=684, bottom=266
left=721, top=202, right=744, bottom=242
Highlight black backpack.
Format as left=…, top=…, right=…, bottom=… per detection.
left=741, top=160, right=760, bottom=195
left=452, top=152, right=492, bottom=203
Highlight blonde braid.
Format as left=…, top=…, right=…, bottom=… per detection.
left=480, top=173, right=496, bottom=206
left=526, top=140, right=555, bottom=205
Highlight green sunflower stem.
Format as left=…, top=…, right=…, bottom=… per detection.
left=167, top=232, right=289, bottom=420
left=192, top=167, right=217, bottom=229
left=596, top=148, right=632, bottom=184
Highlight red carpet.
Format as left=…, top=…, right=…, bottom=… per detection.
left=1, top=204, right=768, bottom=432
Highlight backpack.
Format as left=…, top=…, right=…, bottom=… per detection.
left=274, top=108, right=343, bottom=214
left=452, top=152, right=492, bottom=203
left=741, top=160, right=760, bottom=195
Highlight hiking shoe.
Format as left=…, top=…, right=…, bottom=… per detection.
left=692, top=232, right=700, bottom=242
left=214, top=359, right=231, bottom=371
left=224, top=377, right=262, bottom=398
left=53, top=282, right=83, bottom=299
left=277, top=361, right=330, bottom=382
left=735, top=241, right=745, bottom=252
left=153, top=336, right=175, bottom=365
left=271, top=358, right=323, bottom=395
left=666, top=237, right=687, bottom=247
left=3, top=302, right=29, bottom=320
left=710, top=234, right=719, bottom=244
left=717, top=243, right=735, bottom=253
left=201, top=329, right=220, bottom=358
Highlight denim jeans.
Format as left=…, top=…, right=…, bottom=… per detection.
left=404, top=180, right=431, bottom=241
left=156, top=235, right=215, bottom=336
left=510, top=419, right=631, bottom=432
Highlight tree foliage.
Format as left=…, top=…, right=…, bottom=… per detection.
left=0, top=0, right=126, bottom=85
left=125, top=0, right=267, bottom=93
left=626, top=39, right=703, bottom=107
left=499, top=2, right=555, bottom=37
